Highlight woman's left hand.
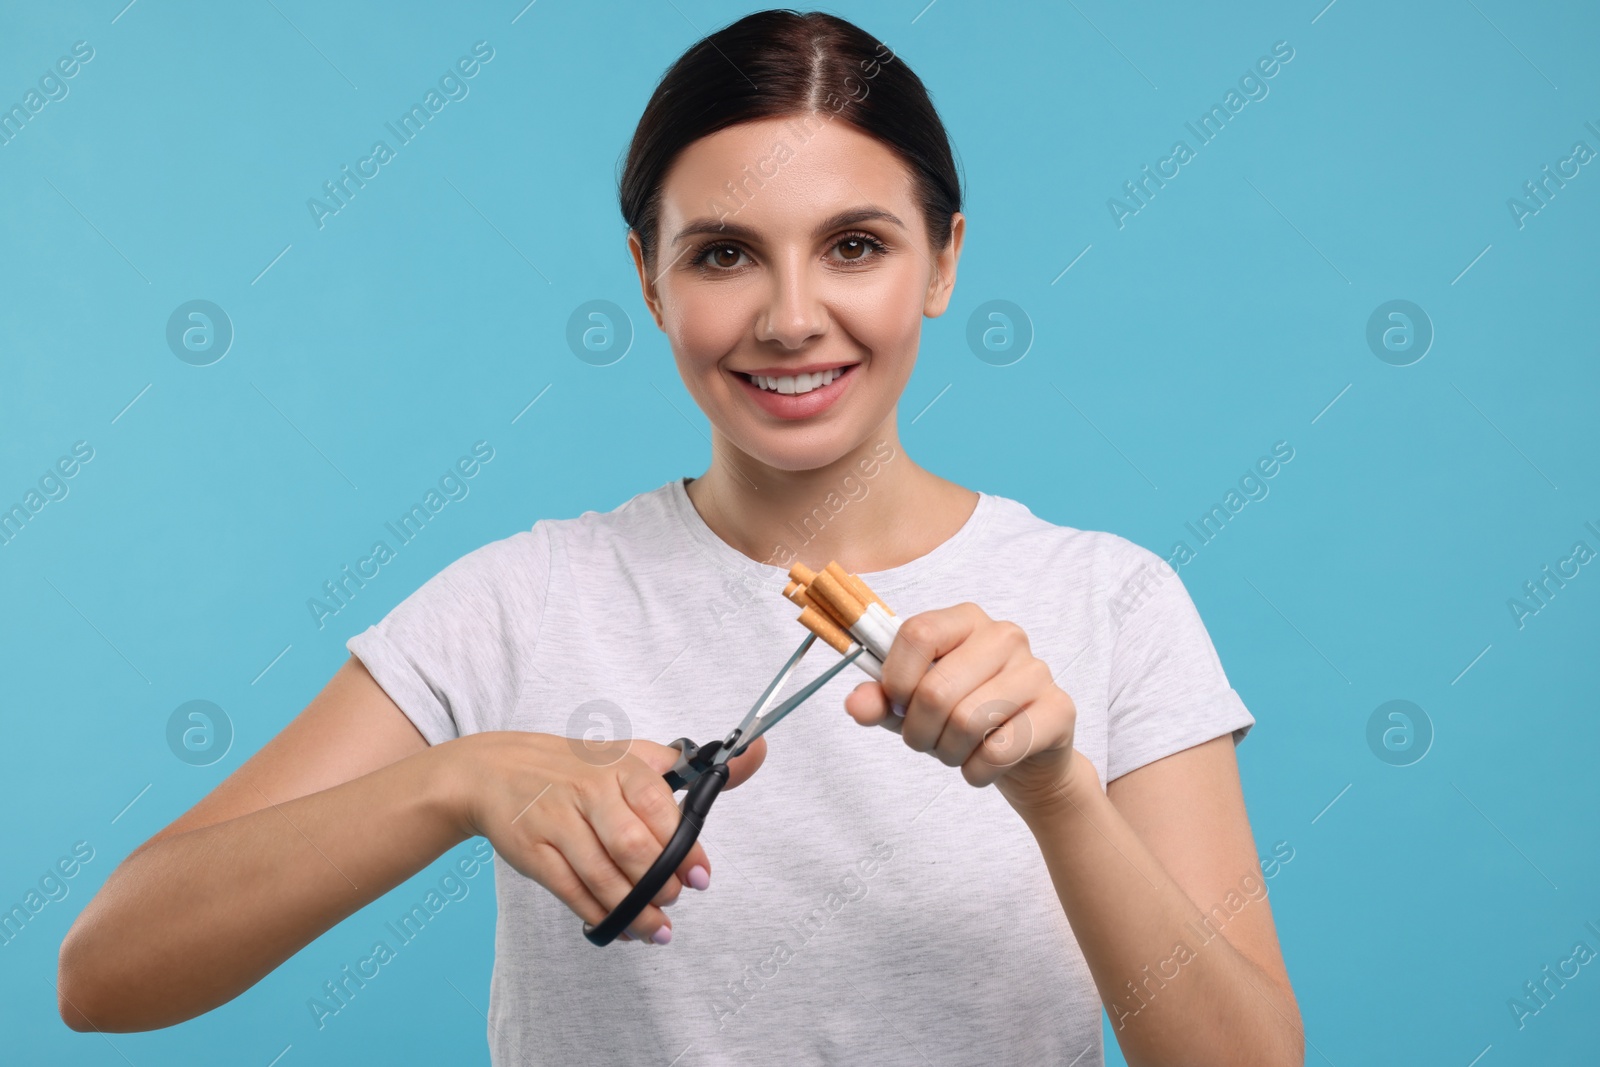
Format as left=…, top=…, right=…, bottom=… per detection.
left=843, top=603, right=1082, bottom=812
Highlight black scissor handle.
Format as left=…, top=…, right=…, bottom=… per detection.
left=582, top=761, right=729, bottom=946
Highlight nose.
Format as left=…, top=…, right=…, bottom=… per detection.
left=754, top=253, right=826, bottom=350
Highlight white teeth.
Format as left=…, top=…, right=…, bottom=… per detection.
left=751, top=368, right=845, bottom=395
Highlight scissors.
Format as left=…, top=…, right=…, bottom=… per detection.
left=582, top=632, right=866, bottom=946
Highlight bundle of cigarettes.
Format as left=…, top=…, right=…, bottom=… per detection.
left=782, top=562, right=900, bottom=682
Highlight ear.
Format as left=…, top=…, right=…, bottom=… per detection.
left=626, top=230, right=667, bottom=331
left=922, top=212, right=965, bottom=319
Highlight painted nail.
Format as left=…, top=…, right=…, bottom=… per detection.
left=891, top=703, right=906, bottom=717
left=687, top=865, right=710, bottom=890
left=618, top=931, right=633, bottom=942
left=651, top=925, right=673, bottom=945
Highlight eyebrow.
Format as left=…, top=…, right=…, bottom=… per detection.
left=669, top=207, right=906, bottom=247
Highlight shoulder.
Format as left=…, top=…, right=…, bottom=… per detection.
left=974, top=491, right=1162, bottom=595
left=419, top=483, right=681, bottom=584
left=428, top=524, right=550, bottom=593
left=415, top=483, right=683, bottom=606
left=959, top=492, right=1198, bottom=645
left=531, top=481, right=681, bottom=555
left=363, top=524, right=554, bottom=650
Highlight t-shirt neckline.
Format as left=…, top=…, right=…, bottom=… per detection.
left=664, top=476, right=998, bottom=597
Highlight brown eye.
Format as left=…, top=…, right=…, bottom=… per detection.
left=832, top=232, right=886, bottom=264
left=710, top=245, right=742, bottom=268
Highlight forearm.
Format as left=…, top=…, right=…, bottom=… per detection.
left=58, top=742, right=470, bottom=1032
left=1017, top=752, right=1303, bottom=1067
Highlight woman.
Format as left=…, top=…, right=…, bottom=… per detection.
left=59, top=10, right=1301, bottom=1065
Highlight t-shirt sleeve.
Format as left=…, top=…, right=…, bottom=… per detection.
left=344, top=524, right=551, bottom=745
left=1103, top=541, right=1255, bottom=783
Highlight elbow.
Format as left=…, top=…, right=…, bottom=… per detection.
left=57, top=903, right=229, bottom=1034
left=1281, top=1019, right=1306, bottom=1067
left=1261, top=987, right=1305, bottom=1067
left=56, top=844, right=209, bottom=1034
left=58, top=986, right=98, bottom=1033
left=57, top=917, right=141, bottom=1033
left=57, top=927, right=103, bottom=1032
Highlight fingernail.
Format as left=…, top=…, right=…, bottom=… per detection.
left=651, top=925, right=673, bottom=945
left=618, top=931, right=633, bottom=942
left=891, top=703, right=906, bottom=717
left=687, top=865, right=710, bottom=890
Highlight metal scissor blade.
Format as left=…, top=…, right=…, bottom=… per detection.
left=727, top=644, right=866, bottom=758
left=731, top=632, right=817, bottom=741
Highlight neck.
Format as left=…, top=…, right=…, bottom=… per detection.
left=684, top=413, right=979, bottom=574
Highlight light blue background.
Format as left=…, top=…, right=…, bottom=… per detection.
left=2, top=0, right=1596, bottom=1063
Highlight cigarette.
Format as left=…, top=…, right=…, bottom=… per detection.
left=783, top=561, right=895, bottom=681
left=822, top=562, right=884, bottom=621
left=820, top=568, right=897, bottom=659
left=797, top=605, right=854, bottom=653
left=822, top=562, right=856, bottom=594
left=855, top=649, right=884, bottom=682
left=807, top=570, right=865, bottom=630
left=846, top=573, right=893, bottom=616
left=853, top=602, right=900, bottom=662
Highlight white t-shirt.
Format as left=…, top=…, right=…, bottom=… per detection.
left=346, top=478, right=1254, bottom=1066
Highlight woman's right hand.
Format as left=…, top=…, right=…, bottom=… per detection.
left=440, top=730, right=768, bottom=944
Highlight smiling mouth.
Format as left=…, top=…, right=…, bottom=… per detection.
left=739, top=365, right=857, bottom=395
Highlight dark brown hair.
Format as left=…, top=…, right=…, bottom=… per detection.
left=618, top=9, right=963, bottom=269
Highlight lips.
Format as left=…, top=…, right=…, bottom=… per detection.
left=731, top=363, right=858, bottom=420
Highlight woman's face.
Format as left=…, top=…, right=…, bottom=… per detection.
left=630, top=115, right=963, bottom=473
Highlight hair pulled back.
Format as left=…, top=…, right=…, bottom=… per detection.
left=619, top=9, right=962, bottom=269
